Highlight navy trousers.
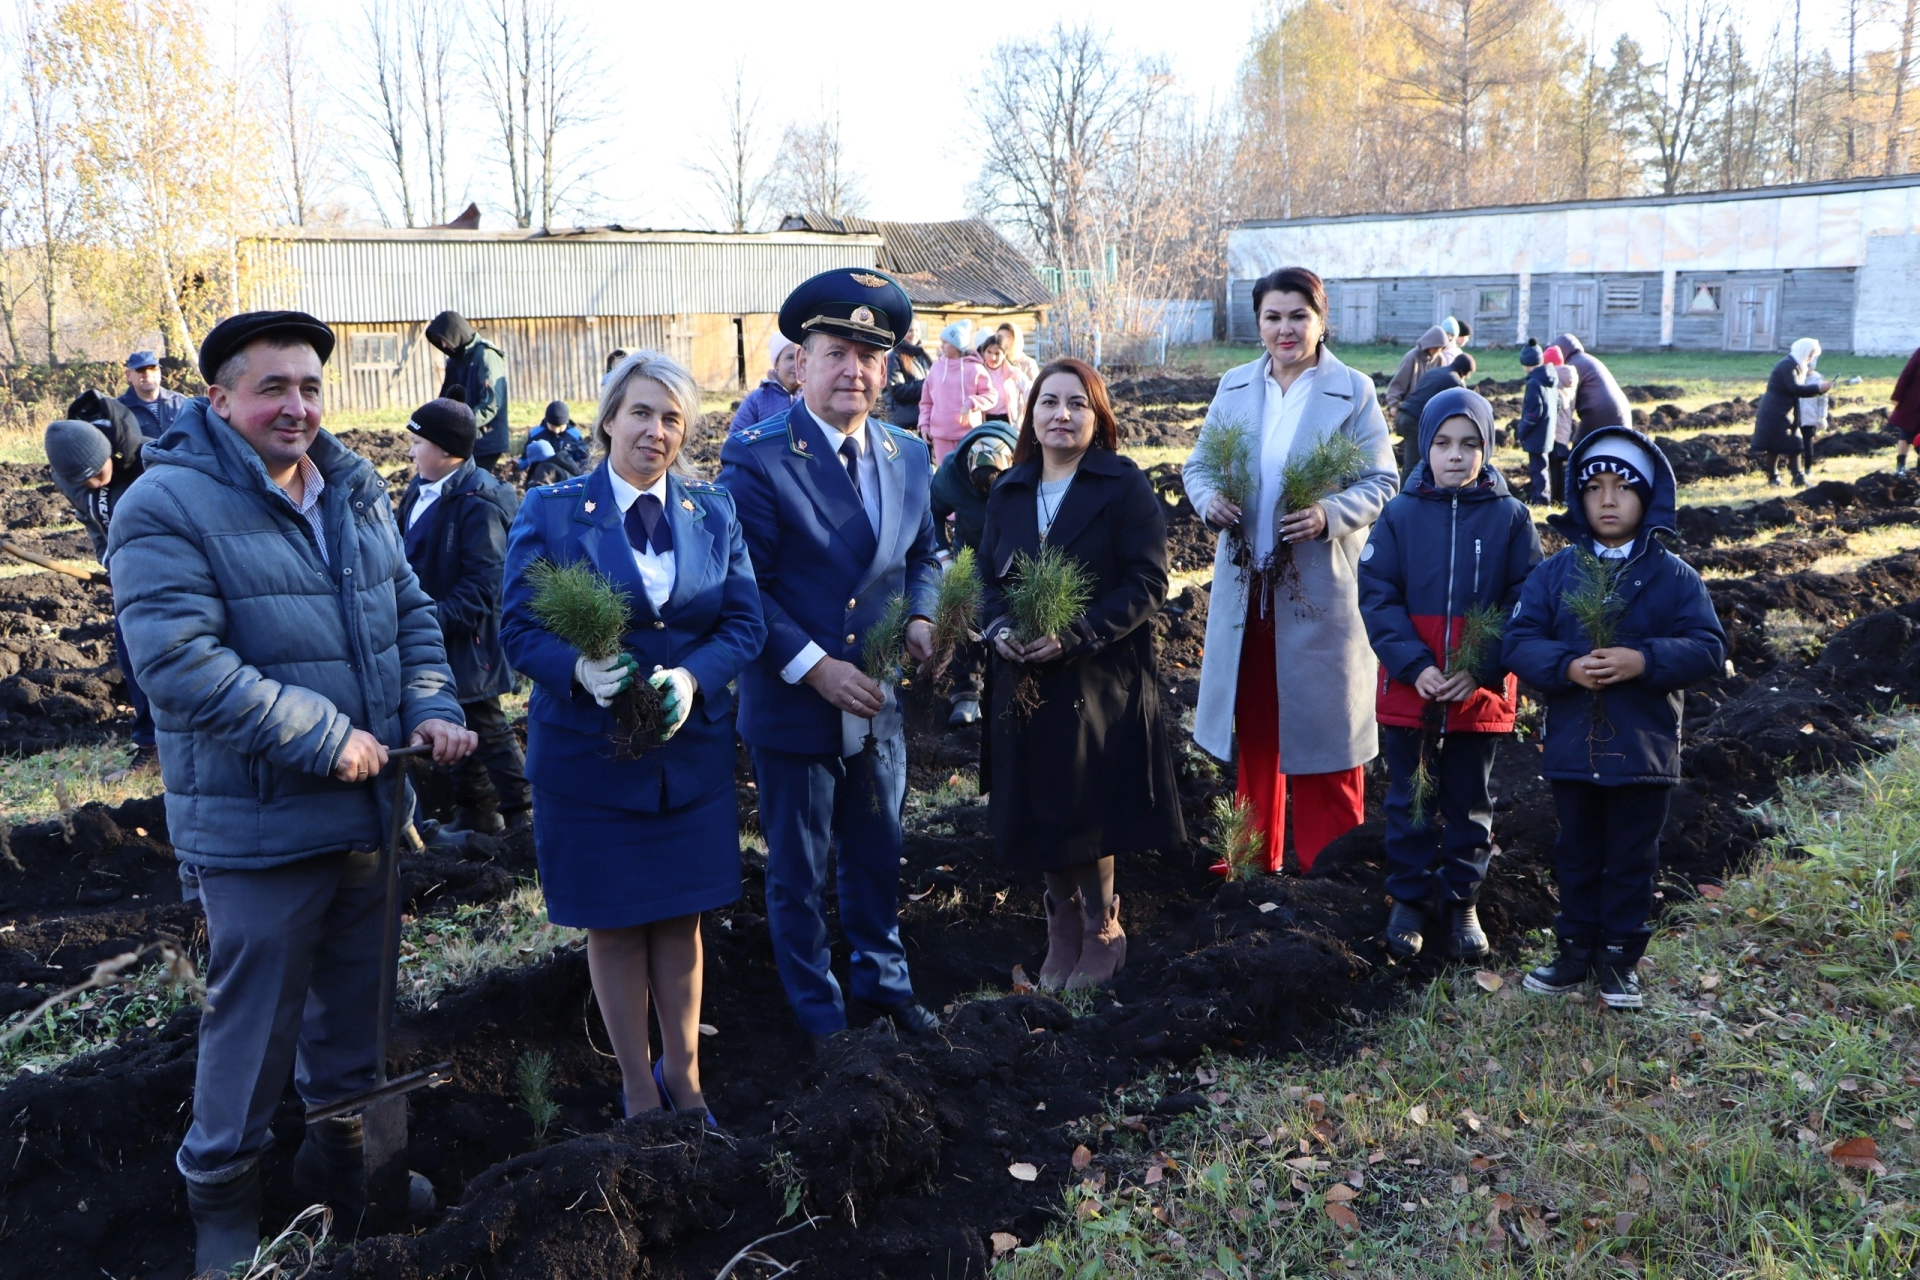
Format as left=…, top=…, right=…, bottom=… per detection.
left=753, top=734, right=914, bottom=1034
left=177, top=850, right=387, bottom=1183
left=1382, top=726, right=1496, bottom=904
left=1549, top=780, right=1671, bottom=961
left=113, top=614, right=154, bottom=749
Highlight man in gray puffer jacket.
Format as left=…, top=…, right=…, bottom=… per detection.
left=107, top=310, right=477, bottom=1274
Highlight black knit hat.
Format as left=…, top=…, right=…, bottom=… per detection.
left=198, top=311, right=335, bottom=383
left=406, top=397, right=477, bottom=457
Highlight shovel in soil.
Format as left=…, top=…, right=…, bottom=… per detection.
left=303, top=743, right=451, bottom=1229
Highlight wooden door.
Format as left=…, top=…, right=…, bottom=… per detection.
left=1338, top=284, right=1378, bottom=344
left=1551, top=282, right=1597, bottom=350
left=1724, top=282, right=1779, bottom=351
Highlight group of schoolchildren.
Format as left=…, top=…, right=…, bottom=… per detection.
left=1359, top=381, right=1726, bottom=1010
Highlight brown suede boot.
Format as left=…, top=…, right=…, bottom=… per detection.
left=1037, top=891, right=1083, bottom=990
left=1066, top=895, right=1126, bottom=991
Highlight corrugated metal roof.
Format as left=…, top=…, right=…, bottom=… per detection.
left=242, top=228, right=884, bottom=323
left=778, top=215, right=1053, bottom=308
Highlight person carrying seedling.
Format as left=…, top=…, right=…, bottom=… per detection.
left=105, top=310, right=477, bottom=1275
left=501, top=350, right=765, bottom=1128
left=397, top=395, right=530, bottom=839
left=929, top=418, right=1017, bottom=725
left=718, top=268, right=946, bottom=1059
left=1502, top=427, right=1726, bottom=1010
left=1359, top=387, right=1542, bottom=963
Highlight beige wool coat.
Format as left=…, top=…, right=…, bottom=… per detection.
left=1182, top=349, right=1400, bottom=773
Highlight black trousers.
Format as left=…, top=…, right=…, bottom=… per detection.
left=454, top=694, right=531, bottom=814
left=1548, top=780, right=1670, bottom=959
left=1382, top=726, right=1496, bottom=904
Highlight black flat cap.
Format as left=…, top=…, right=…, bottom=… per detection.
left=198, top=310, right=336, bottom=384
left=778, top=268, right=914, bottom=349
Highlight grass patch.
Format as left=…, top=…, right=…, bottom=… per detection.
left=398, top=882, right=583, bottom=1011
left=1807, top=527, right=1920, bottom=577
left=997, top=718, right=1920, bottom=1277
left=0, top=740, right=163, bottom=824
left=1678, top=450, right=1898, bottom=509
left=0, top=945, right=204, bottom=1079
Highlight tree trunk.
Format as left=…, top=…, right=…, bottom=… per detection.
left=1889, top=0, right=1919, bottom=173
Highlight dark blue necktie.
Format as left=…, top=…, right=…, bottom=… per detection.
left=840, top=437, right=862, bottom=502
left=624, top=493, right=673, bottom=555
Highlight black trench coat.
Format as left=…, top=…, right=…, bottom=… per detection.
left=1752, top=356, right=1826, bottom=455
left=978, top=448, right=1186, bottom=868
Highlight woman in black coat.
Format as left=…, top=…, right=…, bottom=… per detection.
left=1753, top=338, right=1831, bottom=487
left=979, top=357, right=1185, bottom=991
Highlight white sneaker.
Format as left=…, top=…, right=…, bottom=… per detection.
left=948, top=697, right=980, bottom=726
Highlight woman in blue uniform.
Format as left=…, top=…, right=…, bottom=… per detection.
left=502, top=350, right=765, bottom=1123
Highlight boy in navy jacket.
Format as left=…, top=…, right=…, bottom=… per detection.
left=1361, top=388, right=1542, bottom=962
left=1502, top=427, right=1727, bottom=1008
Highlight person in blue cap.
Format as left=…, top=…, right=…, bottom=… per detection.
left=718, top=267, right=946, bottom=1058
left=119, top=349, right=189, bottom=439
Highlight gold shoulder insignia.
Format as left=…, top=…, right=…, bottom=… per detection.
left=583, top=500, right=596, bottom=513
left=680, top=498, right=696, bottom=511
left=850, top=272, right=888, bottom=288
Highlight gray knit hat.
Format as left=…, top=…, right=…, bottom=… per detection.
left=44, top=420, right=111, bottom=486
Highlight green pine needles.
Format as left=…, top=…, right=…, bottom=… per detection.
left=860, top=594, right=912, bottom=685
left=931, top=547, right=983, bottom=663
left=1446, top=602, right=1507, bottom=682
left=525, top=558, right=630, bottom=660
left=1565, top=548, right=1627, bottom=650
left=1190, top=415, right=1259, bottom=568
left=1264, top=432, right=1374, bottom=610
left=1210, top=795, right=1267, bottom=882
left=1005, top=545, right=1096, bottom=643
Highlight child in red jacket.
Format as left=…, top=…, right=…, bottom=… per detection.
left=1359, top=388, right=1542, bottom=960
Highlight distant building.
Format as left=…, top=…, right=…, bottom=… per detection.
left=778, top=215, right=1053, bottom=336
left=241, top=225, right=885, bottom=410
left=1227, top=174, right=1920, bottom=355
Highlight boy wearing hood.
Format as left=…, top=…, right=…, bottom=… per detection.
left=1384, top=325, right=1453, bottom=462
left=1549, top=333, right=1631, bottom=441
left=1360, top=388, right=1542, bottom=962
left=1502, top=427, right=1727, bottom=1009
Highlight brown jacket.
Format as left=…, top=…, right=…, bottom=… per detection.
left=1384, top=324, right=1452, bottom=415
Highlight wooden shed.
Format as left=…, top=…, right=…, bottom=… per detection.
left=241, top=226, right=886, bottom=410
left=1227, top=174, right=1920, bottom=355
left=777, top=215, right=1053, bottom=339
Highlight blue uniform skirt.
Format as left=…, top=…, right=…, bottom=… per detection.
left=532, top=781, right=742, bottom=929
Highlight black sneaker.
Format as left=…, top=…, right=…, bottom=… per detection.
left=1596, top=943, right=1643, bottom=1009
left=1382, top=900, right=1425, bottom=960
left=1447, top=901, right=1490, bottom=961
left=1523, top=938, right=1592, bottom=995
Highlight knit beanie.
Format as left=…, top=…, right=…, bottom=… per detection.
left=407, top=397, right=477, bottom=458
left=1519, top=340, right=1543, bottom=368
left=1541, top=345, right=1564, bottom=367
left=1577, top=435, right=1655, bottom=505
left=44, top=420, right=112, bottom=486
left=544, top=399, right=571, bottom=427
left=941, top=320, right=973, bottom=353
left=768, top=333, right=797, bottom=367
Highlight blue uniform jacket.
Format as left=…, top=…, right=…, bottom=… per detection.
left=1500, top=426, right=1728, bottom=786
left=718, top=401, right=942, bottom=756
left=501, top=463, right=766, bottom=812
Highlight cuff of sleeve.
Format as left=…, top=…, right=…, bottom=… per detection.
left=780, top=642, right=826, bottom=685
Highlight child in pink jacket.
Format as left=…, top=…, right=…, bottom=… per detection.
left=919, top=320, right=997, bottom=463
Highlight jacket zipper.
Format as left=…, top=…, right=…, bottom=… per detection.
left=1441, top=493, right=1458, bottom=730
left=1473, top=538, right=1482, bottom=594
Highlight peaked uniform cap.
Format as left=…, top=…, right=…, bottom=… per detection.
left=778, top=268, right=914, bottom=349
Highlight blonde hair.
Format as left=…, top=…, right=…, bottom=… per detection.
left=594, top=350, right=702, bottom=471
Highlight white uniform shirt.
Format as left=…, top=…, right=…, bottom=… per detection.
left=607, top=468, right=676, bottom=610
left=407, top=472, right=451, bottom=530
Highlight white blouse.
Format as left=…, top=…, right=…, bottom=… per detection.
left=606, top=468, right=676, bottom=610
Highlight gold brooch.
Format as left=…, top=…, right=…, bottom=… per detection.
left=583, top=500, right=596, bottom=513
left=680, top=498, right=695, bottom=511
left=851, top=305, right=874, bottom=325
left=850, top=272, right=888, bottom=288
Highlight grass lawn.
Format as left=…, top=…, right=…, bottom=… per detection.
left=995, top=719, right=1920, bottom=1278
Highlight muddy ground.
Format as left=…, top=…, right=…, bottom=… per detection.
left=1, top=399, right=1918, bottom=1278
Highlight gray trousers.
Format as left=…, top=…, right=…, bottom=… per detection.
left=176, top=850, right=387, bottom=1183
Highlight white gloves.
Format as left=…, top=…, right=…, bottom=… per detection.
left=649, top=666, right=696, bottom=742
left=575, top=652, right=636, bottom=707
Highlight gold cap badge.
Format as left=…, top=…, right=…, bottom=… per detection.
left=850, top=272, right=888, bottom=288
left=852, top=305, right=874, bottom=325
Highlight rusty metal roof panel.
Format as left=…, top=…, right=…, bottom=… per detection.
left=778, top=216, right=1053, bottom=308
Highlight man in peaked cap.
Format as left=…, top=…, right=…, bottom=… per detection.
left=107, top=310, right=476, bottom=1272
left=718, top=268, right=947, bottom=1057
left=119, top=349, right=190, bottom=439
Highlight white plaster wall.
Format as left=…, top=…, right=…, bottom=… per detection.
left=1853, top=233, right=1920, bottom=356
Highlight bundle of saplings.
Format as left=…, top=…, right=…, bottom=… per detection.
left=525, top=558, right=664, bottom=756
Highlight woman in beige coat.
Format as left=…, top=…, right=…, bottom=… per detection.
left=1183, top=266, right=1399, bottom=874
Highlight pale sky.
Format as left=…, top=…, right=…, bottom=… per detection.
left=259, top=0, right=1875, bottom=232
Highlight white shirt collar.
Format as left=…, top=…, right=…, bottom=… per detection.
left=813, top=415, right=869, bottom=457
left=1593, top=539, right=1632, bottom=559
left=417, top=470, right=453, bottom=499
left=1264, top=358, right=1319, bottom=393
left=607, top=467, right=668, bottom=513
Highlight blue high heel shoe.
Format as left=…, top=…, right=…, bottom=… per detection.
left=654, top=1061, right=722, bottom=1132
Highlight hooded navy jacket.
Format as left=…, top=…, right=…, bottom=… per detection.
left=1359, top=387, right=1542, bottom=733
left=1500, top=426, right=1727, bottom=785
left=1516, top=365, right=1557, bottom=455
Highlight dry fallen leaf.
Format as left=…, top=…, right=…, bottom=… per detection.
left=1010, top=965, right=1035, bottom=995
left=1646, top=1133, right=1667, bottom=1155
left=1208, top=1090, right=1230, bottom=1106
left=1699, top=972, right=1720, bottom=990
left=1409, top=1103, right=1430, bottom=1127
left=1256, top=901, right=1280, bottom=913
left=1071, top=1145, right=1092, bottom=1170
left=1311, top=1118, right=1339, bottom=1145
left=1325, top=1202, right=1359, bottom=1231
left=1474, top=970, right=1504, bottom=993
left=989, top=1231, right=1020, bottom=1259
left=1451, top=1174, right=1470, bottom=1196
left=1305, top=1093, right=1328, bottom=1120
left=1492, top=1192, right=1515, bottom=1212
left=1195, top=1066, right=1219, bottom=1085
left=1696, top=883, right=1724, bottom=900
left=1324, top=1183, right=1358, bottom=1202
left=1893, top=1116, right=1915, bottom=1132
left=1485, top=1205, right=1509, bottom=1249
left=1008, top=1162, right=1039, bottom=1182
left=1626, top=1172, right=1651, bottom=1196
left=1346, top=1169, right=1366, bottom=1189
left=1826, top=1136, right=1888, bottom=1175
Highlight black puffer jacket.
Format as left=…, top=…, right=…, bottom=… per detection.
left=397, top=459, right=520, bottom=700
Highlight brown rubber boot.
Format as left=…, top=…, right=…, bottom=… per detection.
left=1037, top=891, right=1083, bottom=990
left=1066, top=895, right=1126, bottom=991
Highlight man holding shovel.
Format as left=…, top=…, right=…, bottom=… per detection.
left=106, top=310, right=476, bottom=1276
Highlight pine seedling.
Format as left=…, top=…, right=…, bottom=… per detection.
left=1409, top=750, right=1437, bottom=831
left=1563, top=547, right=1626, bottom=650
left=1446, top=602, right=1507, bottom=683
left=930, top=547, right=983, bottom=667
left=1189, top=415, right=1259, bottom=569
left=1264, top=431, right=1374, bottom=610
left=860, top=594, right=911, bottom=685
left=523, top=557, right=663, bottom=754
left=516, top=1049, right=561, bottom=1145
left=1209, top=795, right=1266, bottom=882
left=1002, top=545, right=1096, bottom=716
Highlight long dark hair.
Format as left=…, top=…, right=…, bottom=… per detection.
left=1251, top=266, right=1331, bottom=351
left=1012, top=358, right=1119, bottom=465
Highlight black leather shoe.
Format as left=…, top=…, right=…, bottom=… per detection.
left=292, top=1115, right=368, bottom=1237
left=186, top=1163, right=261, bottom=1277
left=1523, top=938, right=1593, bottom=995
left=1382, top=900, right=1425, bottom=960
left=1596, top=942, right=1643, bottom=1009
left=884, top=1001, right=942, bottom=1037
left=1447, top=902, right=1490, bottom=961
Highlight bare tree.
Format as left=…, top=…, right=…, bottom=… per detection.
left=688, top=61, right=774, bottom=233
left=1889, top=0, right=1919, bottom=172
left=766, top=102, right=866, bottom=220
left=1622, top=0, right=1726, bottom=195
left=475, top=0, right=600, bottom=229
left=408, top=0, right=459, bottom=225
left=351, top=0, right=416, bottom=226
left=12, top=0, right=79, bottom=360
left=265, top=0, right=328, bottom=225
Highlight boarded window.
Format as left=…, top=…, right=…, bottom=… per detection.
left=350, top=333, right=401, bottom=369
left=1602, top=282, right=1644, bottom=314
left=1686, top=283, right=1723, bottom=315
left=1477, top=288, right=1512, bottom=318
